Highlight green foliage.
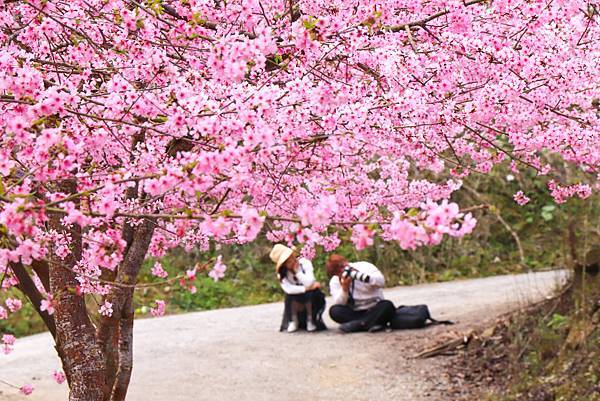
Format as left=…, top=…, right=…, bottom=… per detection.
left=547, top=313, right=568, bottom=330
left=131, top=243, right=284, bottom=318
left=302, top=16, right=318, bottom=30
left=171, top=276, right=280, bottom=311
left=0, top=289, right=46, bottom=337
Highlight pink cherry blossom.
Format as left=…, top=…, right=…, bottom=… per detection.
left=452, top=213, right=478, bottom=237
left=151, top=262, right=168, bottom=279
left=185, top=267, right=197, bottom=281
left=0, top=151, right=14, bottom=176
left=2, top=334, right=16, bottom=354
left=15, top=239, right=44, bottom=266
left=19, top=384, right=34, bottom=395
left=52, top=370, right=66, bottom=385
left=62, top=202, right=90, bottom=227
left=5, top=298, right=22, bottom=313
left=40, top=296, right=55, bottom=316
left=99, top=301, right=113, bottom=317
left=208, top=255, right=227, bottom=281
left=150, top=300, right=166, bottom=317
left=513, top=191, right=531, bottom=206
left=236, top=206, right=266, bottom=243
left=548, top=181, right=593, bottom=204
left=351, top=225, right=375, bottom=251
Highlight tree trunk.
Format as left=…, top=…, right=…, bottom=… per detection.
left=98, top=219, right=155, bottom=401
left=111, top=294, right=134, bottom=401
left=102, top=128, right=151, bottom=401
left=48, top=179, right=106, bottom=401
left=98, top=312, right=120, bottom=401
left=98, top=181, right=145, bottom=401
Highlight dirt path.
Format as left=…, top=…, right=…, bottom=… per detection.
left=0, top=270, right=566, bottom=401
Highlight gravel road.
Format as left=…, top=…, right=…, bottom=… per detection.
left=0, top=270, right=566, bottom=401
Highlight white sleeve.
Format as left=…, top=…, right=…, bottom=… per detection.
left=329, top=276, right=349, bottom=305
left=368, top=265, right=385, bottom=288
left=299, top=258, right=316, bottom=283
left=280, top=277, right=306, bottom=295
left=356, top=262, right=385, bottom=288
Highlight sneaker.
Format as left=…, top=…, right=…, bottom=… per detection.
left=306, top=320, right=317, bottom=332
left=339, top=320, right=366, bottom=333
left=287, top=320, right=299, bottom=333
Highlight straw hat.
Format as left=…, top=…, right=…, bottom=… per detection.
left=270, top=244, right=295, bottom=272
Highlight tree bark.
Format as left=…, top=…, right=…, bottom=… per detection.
left=98, top=181, right=141, bottom=401
left=97, top=313, right=120, bottom=401
left=98, top=219, right=155, bottom=401
left=111, top=219, right=154, bottom=401
left=111, top=294, right=134, bottom=401
left=31, top=259, right=51, bottom=293
left=48, top=179, right=106, bottom=401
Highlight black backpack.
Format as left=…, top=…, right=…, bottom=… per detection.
left=390, top=304, right=454, bottom=330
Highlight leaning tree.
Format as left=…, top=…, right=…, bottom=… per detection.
left=0, top=0, right=598, bottom=399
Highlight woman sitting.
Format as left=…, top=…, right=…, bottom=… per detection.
left=270, top=244, right=327, bottom=332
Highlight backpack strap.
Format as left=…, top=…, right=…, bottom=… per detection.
left=427, top=317, right=454, bottom=326
left=348, top=279, right=355, bottom=307
left=422, top=305, right=454, bottom=326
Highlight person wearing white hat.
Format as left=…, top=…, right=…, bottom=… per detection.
left=270, top=244, right=326, bottom=332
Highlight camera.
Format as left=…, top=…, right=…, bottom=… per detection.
left=341, top=267, right=370, bottom=283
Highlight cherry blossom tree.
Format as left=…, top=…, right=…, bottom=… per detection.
left=0, top=0, right=598, bottom=399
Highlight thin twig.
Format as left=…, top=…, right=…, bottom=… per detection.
left=56, top=261, right=211, bottom=290
left=405, top=25, right=418, bottom=53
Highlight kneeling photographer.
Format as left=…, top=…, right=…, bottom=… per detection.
left=326, top=254, right=395, bottom=333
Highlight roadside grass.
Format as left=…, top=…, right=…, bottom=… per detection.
left=499, top=277, right=600, bottom=401
left=444, top=272, right=600, bottom=401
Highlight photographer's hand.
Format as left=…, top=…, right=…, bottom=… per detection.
left=340, top=276, right=352, bottom=292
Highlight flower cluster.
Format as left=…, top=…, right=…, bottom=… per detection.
left=208, top=256, right=227, bottom=282
left=19, top=384, right=34, bottom=396
left=52, top=370, right=66, bottom=385
left=547, top=181, right=593, bottom=204
left=513, top=191, right=531, bottom=206
left=150, top=300, right=166, bottom=317
left=151, top=262, right=168, bottom=279
left=2, top=334, right=16, bottom=355
left=385, top=201, right=477, bottom=250
left=99, top=301, right=114, bottom=317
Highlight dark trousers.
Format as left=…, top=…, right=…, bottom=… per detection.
left=329, top=300, right=395, bottom=330
left=280, top=289, right=327, bottom=332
